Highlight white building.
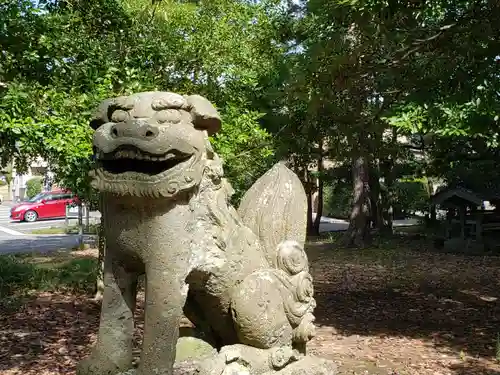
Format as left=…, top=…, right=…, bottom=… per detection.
left=9, top=157, right=51, bottom=202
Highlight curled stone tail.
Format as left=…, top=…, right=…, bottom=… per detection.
left=237, top=162, right=307, bottom=267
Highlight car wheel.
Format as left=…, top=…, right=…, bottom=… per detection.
left=24, top=210, right=38, bottom=222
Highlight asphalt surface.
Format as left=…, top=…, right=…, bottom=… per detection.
left=0, top=201, right=418, bottom=255
left=0, top=202, right=101, bottom=235
left=0, top=202, right=99, bottom=255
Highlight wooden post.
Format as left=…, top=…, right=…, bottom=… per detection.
left=476, top=209, right=483, bottom=241
left=459, top=206, right=466, bottom=240
left=445, top=209, right=453, bottom=239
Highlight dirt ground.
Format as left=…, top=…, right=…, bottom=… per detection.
left=1, top=239, right=500, bottom=375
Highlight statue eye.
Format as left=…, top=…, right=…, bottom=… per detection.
left=111, top=109, right=129, bottom=122
left=156, top=109, right=181, bottom=124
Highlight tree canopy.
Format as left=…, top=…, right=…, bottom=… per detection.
left=0, top=0, right=280, bottom=203
left=1, top=0, right=499, bottom=244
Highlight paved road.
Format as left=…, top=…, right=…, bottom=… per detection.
left=315, top=214, right=421, bottom=233
left=0, top=234, right=97, bottom=255
left=0, top=202, right=98, bottom=255
left=0, top=202, right=100, bottom=236
left=0, top=202, right=419, bottom=255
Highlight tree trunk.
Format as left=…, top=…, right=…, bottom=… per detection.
left=299, top=164, right=317, bottom=237
left=380, top=127, right=398, bottom=235
left=306, top=189, right=315, bottom=236
left=369, top=162, right=384, bottom=231
left=383, top=171, right=395, bottom=235
left=425, top=178, right=437, bottom=229
left=343, top=155, right=371, bottom=247
left=430, top=204, right=437, bottom=227
left=306, top=172, right=319, bottom=236
left=312, top=142, right=324, bottom=235
left=312, top=178, right=324, bottom=235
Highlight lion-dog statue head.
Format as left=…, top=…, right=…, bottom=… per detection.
left=89, top=91, right=221, bottom=198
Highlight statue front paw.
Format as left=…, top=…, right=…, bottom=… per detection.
left=77, top=353, right=132, bottom=375
left=263, top=355, right=338, bottom=375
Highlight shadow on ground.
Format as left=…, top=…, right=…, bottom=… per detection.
left=450, top=362, right=500, bottom=375
left=0, top=292, right=147, bottom=375
left=0, top=294, right=100, bottom=374
left=2, top=238, right=500, bottom=375
left=307, top=237, right=500, bottom=374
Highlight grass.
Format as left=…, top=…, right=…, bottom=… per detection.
left=30, top=223, right=99, bottom=235
left=29, top=227, right=67, bottom=234
left=0, top=249, right=98, bottom=307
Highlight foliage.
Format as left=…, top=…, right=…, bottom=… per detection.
left=29, top=223, right=100, bottom=235
left=0, top=253, right=98, bottom=298
left=323, top=182, right=352, bottom=219
left=212, top=106, right=276, bottom=202
left=393, top=178, right=431, bottom=217
left=263, top=0, right=500, bottom=243
left=0, top=0, right=282, bottom=205
left=323, top=177, right=431, bottom=219
left=25, top=176, right=43, bottom=198
left=2, top=0, right=499, bottom=246
left=0, top=164, right=12, bottom=188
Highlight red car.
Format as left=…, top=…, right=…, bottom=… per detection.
left=10, top=190, right=78, bottom=222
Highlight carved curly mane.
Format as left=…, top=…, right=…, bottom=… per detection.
left=187, top=140, right=243, bottom=250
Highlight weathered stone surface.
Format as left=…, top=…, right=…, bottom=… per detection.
left=80, top=91, right=335, bottom=375
left=238, top=162, right=308, bottom=268
left=175, top=336, right=216, bottom=362
left=116, top=361, right=200, bottom=375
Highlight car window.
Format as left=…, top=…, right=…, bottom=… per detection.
left=27, top=193, right=47, bottom=203
left=61, top=194, right=74, bottom=200
left=46, top=194, right=64, bottom=201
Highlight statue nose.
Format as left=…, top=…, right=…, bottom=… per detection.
left=110, top=121, right=159, bottom=140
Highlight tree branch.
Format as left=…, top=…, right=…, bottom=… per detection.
left=390, top=1, right=488, bottom=66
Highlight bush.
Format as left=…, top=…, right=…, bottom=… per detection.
left=323, top=181, right=352, bottom=219
left=393, top=178, right=431, bottom=217
left=323, top=178, right=431, bottom=220
left=66, top=223, right=100, bottom=235
left=26, top=176, right=43, bottom=198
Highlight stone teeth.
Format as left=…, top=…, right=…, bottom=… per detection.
left=114, top=150, right=125, bottom=159
left=135, top=150, right=145, bottom=160
left=158, top=154, right=175, bottom=161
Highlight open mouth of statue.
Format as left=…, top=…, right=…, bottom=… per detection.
left=99, top=146, right=193, bottom=176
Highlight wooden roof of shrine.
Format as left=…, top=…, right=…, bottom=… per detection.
left=431, top=185, right=500, bottom=208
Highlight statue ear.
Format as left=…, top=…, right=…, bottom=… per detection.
left=185, top=95, right=221, bottom=136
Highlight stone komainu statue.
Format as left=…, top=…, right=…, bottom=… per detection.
left=78, top=92, right=336, bottom=375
